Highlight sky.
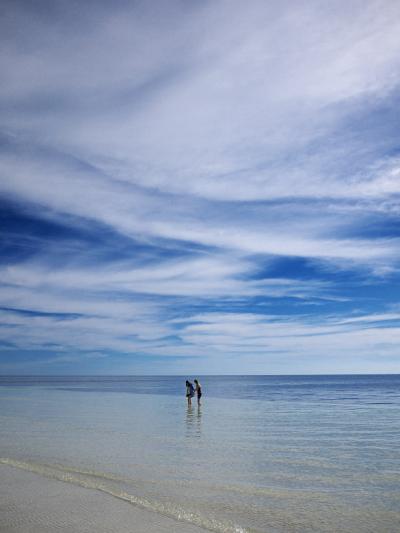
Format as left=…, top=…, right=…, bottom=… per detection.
left=1, top=0, right=400, bottom=375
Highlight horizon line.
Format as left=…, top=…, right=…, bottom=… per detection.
left=1, top=373, right=399, bottom=377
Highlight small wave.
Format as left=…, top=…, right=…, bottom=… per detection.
left=0, top=458, right=249, bottom=533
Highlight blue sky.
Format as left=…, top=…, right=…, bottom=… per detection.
left=1, top=0, right=400, bottom=374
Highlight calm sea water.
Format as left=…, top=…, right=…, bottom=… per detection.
left=1, top=375, right=399, bottom=532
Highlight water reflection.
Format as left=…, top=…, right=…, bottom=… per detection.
left=186, top=404, right=202, bottom=438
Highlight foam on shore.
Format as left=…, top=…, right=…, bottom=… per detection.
left=0, top=463, right=209, bottom=533
left=0, top=458, right=248, bottom=532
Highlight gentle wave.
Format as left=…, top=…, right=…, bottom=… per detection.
left=0, top=456, right=333, bottom=503
left=0, top=458, right=250, bottom=533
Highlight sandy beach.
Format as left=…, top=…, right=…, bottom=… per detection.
left=0, top=464, right=206, bottom=533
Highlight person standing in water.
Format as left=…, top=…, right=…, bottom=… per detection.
left=186, top=380, right=195, bottom=406
left=194, top=379, right=202, bottom=405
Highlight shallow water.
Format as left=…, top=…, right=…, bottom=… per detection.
left=1, top=375, right=399, bottom=532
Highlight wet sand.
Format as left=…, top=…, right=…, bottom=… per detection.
left=0, top=464, right=206, bottom=533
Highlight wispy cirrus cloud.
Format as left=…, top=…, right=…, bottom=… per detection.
left=1, top=0, right=400, bottom=373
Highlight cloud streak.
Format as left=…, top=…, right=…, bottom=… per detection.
left=1, top=0, right=400, bottom=373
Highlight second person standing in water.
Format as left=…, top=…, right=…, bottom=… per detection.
left=194, top=379, right=202, bottom=405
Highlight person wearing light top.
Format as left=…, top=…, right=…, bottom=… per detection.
left=186, top=380, right=195, bottom=406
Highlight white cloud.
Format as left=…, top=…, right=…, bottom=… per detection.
left=176, top=311, right=400, bottom=366
left=1, top=1, right=400, bottom=372
left=1, top=0, right=400, bottom=201
left=1, top=148, right=399, bottom=268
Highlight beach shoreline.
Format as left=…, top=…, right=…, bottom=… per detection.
left=1, top=376, right=399, bottom=532
left=0, top=464, right=206, bottom=533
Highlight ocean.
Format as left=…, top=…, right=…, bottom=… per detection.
left=0, top=375, right=399, bottom=532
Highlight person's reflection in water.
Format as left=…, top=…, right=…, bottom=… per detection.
left=196, top=405, right=202, bottom=437
left=185, top=404, right=194, bottom=437
left=185, top=404, right=202, bottom=438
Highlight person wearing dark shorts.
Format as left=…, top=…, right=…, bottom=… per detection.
left=194, top=379, right=202, bottom=405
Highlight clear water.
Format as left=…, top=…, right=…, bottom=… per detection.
left=1, top=375, right=399, bottom=532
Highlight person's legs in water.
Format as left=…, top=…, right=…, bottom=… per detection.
left=194, top=379, right=202, bottom=406
left=186, top=380, right=192, bottom=406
